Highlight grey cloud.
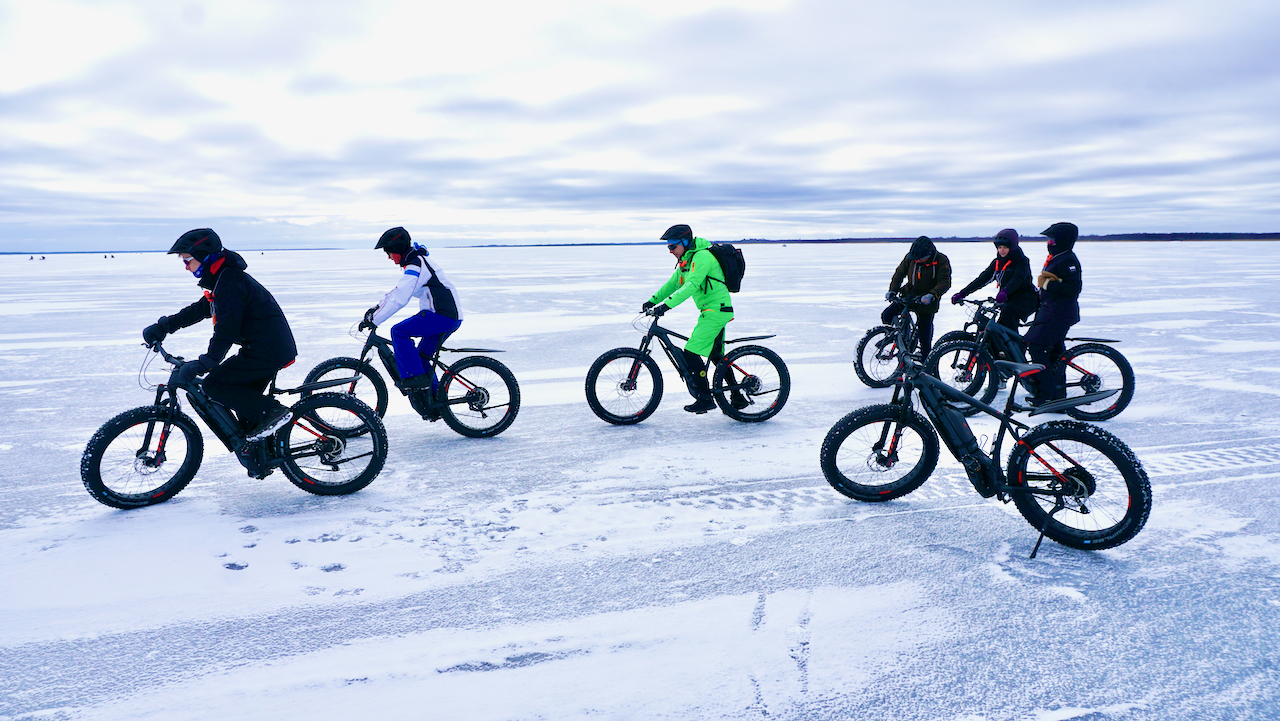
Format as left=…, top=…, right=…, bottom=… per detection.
left=3, top=0, right=1280, bottom=252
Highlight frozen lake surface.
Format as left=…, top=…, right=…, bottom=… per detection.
left=2, top=241, right=1279, bottom=720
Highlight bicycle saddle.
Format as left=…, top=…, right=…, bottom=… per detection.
left=993, top=360, right=1044, bottom=377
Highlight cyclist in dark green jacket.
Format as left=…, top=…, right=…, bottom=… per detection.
left=642, top=224, right=741, bottom=414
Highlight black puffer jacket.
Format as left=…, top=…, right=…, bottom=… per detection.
left=959, top=239, right=1036, bottom=318
left=165, top=251, right=297, bottom=368
left=1025, top=226, right=1083, bottom=344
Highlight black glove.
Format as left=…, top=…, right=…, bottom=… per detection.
left=884, top=291, right=897, bottom=301
left=650, top=303, right=669, bottom=317
left=641, top=300, right=656, bottom=313
left=143, top=316, right=170, bottom=347
left=176, top=359, right=208, bottom=387
left=359, top=307, right=378, bottom=331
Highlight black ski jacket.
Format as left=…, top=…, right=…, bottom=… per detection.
left=959, top=244, right=1037, bottom=318
left=166, top=251, right=297, bottom=368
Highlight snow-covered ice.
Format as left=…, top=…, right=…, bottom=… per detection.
left=2, top=241, right=1279, bottom=720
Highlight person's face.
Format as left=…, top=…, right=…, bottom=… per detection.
left=997, top=245, right=1010, bottom=257
left=386, top=250, right=401, bottom=264
left=668, top=241, right=686, bottom=259
left=179, top=253, right=199, bottom=272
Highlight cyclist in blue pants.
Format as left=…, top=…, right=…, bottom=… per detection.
left=363, top=227, right=463, bottom=391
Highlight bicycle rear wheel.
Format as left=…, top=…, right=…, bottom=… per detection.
left=81, top=406, right=204, bottom=509
left=280, top=393, right=387, bottom=495
left=303, top=357, right=389, bottom=418
left=585, top=348, right=663, bottom=425
left=854, top=326, right=901, bottom=388
left=438, top=356, right=521, bottom=438
left=1060, top=343, right=1135, bottom=421
left=712, top=345, right=790, bottom=422
left=820, top=404, right=939, bottom=501
left=1006, top=420, right=1151, bottom=550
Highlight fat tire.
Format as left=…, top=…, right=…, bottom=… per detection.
left=712, top=345, right=790, bottom=422
left=303, top=357, right=390, bottom=418
left=81, top=406, right=204, bottom=509
left=1006, top=420, right=1151, bottom=550
left=821, top=404, right=940, bottom=501
left=585, top=348, right=663, bottom=425
left=280, top=393, right=387, bottom=495
left=854, top=326, right=901, bottom=388
left=935, top=330, right=975, bottom=347
left=925, top=339, right=999, bottom=416
left=437, top=356, right=521, bottom=438
left=1060, top=343, right=1135, bottom=421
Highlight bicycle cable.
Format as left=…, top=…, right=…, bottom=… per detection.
left=137, top=346, right=160, bottom=391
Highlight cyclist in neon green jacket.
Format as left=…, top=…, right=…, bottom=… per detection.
left=642, top=224, right=743, bottom=414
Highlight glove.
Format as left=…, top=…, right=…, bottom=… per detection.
left=641, top=300, right=656, bottom=313
left=359, top=307, right=378, bottom=331
left=950, top=292, right=965, bottom=305
left=1036, top=270, right=1060, bottom=289
left=650, top=303, right=669, bottom=317
left=920, top=294, right=934, bottom=306
left=143, top=316, right=169, bottom=346
left=994, top=289, right=1008, bottom=303
left=176, top=359, right=208, bottom=387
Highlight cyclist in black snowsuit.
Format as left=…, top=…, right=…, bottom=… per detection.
left=143, top=229, right=298, bottom=439
left=1024, top=222, right=1082, bottom=405
left=951, top=228, right=1037, bottom=331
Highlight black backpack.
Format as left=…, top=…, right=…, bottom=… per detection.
left=706, top=242, right=745, bottom=292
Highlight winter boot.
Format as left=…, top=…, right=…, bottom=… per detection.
left=684, top=393, right=717, bottom=414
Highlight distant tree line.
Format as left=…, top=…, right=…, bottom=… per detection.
left=737, top=232, right=1280, bottom=244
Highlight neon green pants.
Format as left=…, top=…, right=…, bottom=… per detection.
left=686, top=309, right=733, bottom=357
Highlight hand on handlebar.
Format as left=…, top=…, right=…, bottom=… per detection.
left=950, top=292, right=966, bottom=305
left=994, top=289, right=1008, bottom=304
left=648, top=303, right=669, bottom=318
left=176, top=359, right=208, bottom=386
left=641, top=300, right=655, bottom=313
left=359, top=307, right=378, bottom=331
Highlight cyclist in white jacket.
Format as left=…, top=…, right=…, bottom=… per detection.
left=363, top=227, right=463, bottom=390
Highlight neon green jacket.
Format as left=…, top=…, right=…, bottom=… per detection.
left=648, top=237, right=733, bottom=312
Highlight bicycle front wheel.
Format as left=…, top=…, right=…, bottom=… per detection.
left=1006, top=420, right=1151, bottom=550
left=924, top=339, right=998, bottom=415
left=820, top=404, right=939, bottom=501
left=585, top=348, right=663, bottom=425
left=438, top=356, right=521, bottom=438
left=280, top=393, right=387, bottom=495
left=81, top=406, right=204, bottom=509
left=1060, top=343, right=1135, bottom=421
left=854, top=326, right=901, bottom=388
left=303, top=357, right=389, bottom=418
left=712, top=345, right=790, bottom=422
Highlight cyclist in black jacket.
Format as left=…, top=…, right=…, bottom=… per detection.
left=950, top=228, right=1037, bottom=331
left=142, top=229, right=298, bottom=440
left=1024, top=222, right=1083, bottom=405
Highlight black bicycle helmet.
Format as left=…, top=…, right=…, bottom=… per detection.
left=376, top=226, right=412, bottom=256
left=660, top=224, right=693, bottom=248
left=168, top=228, right=222, bottom=262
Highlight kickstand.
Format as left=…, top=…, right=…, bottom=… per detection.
left=1030, top=498, right=1066, bottom=559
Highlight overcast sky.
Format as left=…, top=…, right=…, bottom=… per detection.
left=2, top=0, right=1278, bottom=251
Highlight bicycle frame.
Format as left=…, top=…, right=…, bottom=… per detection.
left=145, top=343, right=357, bottom=457
left=353, top=329, right=504, bottom=408
left=886, top=317, right=1108, bottom=504
left=631, top=314, right=775, bottom=395
left=948, top=299, right=1123, bottom=388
